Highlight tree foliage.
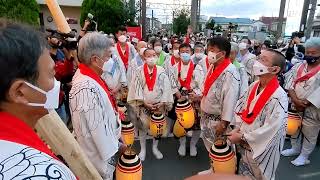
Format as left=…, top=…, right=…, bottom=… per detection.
left=0, top=0, right=39, bottom=25
left=173, top=9, right=190, bottom=35
left=81, top=0, right=137, bottom=34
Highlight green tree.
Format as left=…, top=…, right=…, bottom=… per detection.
left=0, top=0, right=39, bottom=25
left=206, top=20, right=215, bottom=30
left=81, top=0, right=137, bottom=34
left=173, top=9, right=190, bottom=35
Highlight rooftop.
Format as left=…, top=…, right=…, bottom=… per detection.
left=36, top=0, right=83, bottom=7
left=209, top=17, right=253, bottom=25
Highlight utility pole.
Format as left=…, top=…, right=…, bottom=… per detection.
left=172, top=11, right=175, bottom=35
left=190, top=0, right=198, bottom=31
left=277, top=0, right=286, bottom=39
left=300, top=0, right=311, bottom=32
left=305, top=0, right=317, bottom=39
left=141, top=0, right=146, bottom=40
left=151, top=10, right=154, bottom=34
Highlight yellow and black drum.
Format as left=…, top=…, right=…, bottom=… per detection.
left=116, top=150, right=142, bottom=180
left=287, top=111, right=302, bottom=136
left=121, top=121, right=135, bottom=146
left=175, top=99, right=195, bottom=129
left=149, top=113, right=167, bottom=139
left=173, top=120, right=187, bottom=138
left=209, top=139, right=236, bottom=174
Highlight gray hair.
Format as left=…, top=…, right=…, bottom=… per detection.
left=230, top=42, right=239, bottom=52
left=305, top=37, right=320, bottom=49
left=78, top=32, right=112, bottom=64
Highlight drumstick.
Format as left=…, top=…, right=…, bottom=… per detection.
left=35, top=110, right=102, bottom=180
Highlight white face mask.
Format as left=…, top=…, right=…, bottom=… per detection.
left=173, top=50, right=180, bottom=58
left=118, top=35, right=127, bottom=43
left=102, top=57, right=113, bottom=72
left=195, top=53, right=204, bottom=59
left=146, top=57, right=157, bottom=66
left=25, top=79, right=61, bottom=110
left=167, top=43, right=172, bottom=49
left=139, top=47, right=147, bottom=56
left=208, top=51, right=222, bottom=64
left=253, top=60, right=270, bottom=76
left=154, top=46, right=162, bottom=53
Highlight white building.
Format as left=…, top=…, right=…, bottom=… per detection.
left=36, top=0, right=83, bottom=33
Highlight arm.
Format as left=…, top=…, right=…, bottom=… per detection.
left=307, top=85, right=320, bottom=108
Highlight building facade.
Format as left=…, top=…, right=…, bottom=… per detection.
left=36, top=0, right=83, bottom=33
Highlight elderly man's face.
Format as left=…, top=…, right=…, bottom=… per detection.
left=194, top=47, right=204, bottom=54
left=305, top=47, right=320, bottom=57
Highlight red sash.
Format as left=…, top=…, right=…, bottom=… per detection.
left=178, top=61, right=194, bottom=90
left=203, top=58, right=231, bottom=96
left=171, top=56, right=179, bottom=66
left=294, top=63, right=320, bottom=88
left=117, top=42, right=129, bottom=69
left=143, top=64, right=157, bottom=91
left=0, top=112, right=58, bottom=159
left=239, top=76, right=279, bottom=124
left=205, top=57, right=209, bottom=70
left=79, top=64, right=118, bottom=112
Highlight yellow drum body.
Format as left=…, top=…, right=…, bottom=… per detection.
left=209, top=140, right=236, bottom=174
left=121, top=121, right=135, bottom=146
left=173, top=121, right=186, bottom=138
left=149, top=113, right=167, bottom=139
left=116, top=150, right=142, bottom=180
left=287, top=111, right=302, bottom=136
left=176, top=99, right=195, bottom=129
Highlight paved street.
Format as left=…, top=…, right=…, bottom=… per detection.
left=133, top=137, right=320, bottom=180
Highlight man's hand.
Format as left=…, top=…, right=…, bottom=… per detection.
left=144, top=102, right=154, bottom=110
left=153, top=102, right=164, bottom=112
left=189, top=91, right=201, bottom=102
left=215, top=120, right=229, bottom=136
left=83, top=19, right=91, bottom=29
left=292, top=97, right=308, bottom=112
left=227, top=128, right=242, bottom=144
left=175, top=91, right=182, bottom=99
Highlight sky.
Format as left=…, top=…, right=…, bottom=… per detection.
left=147, top=0, right=282, bottom=23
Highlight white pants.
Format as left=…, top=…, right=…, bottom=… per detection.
left=290, top=105, right=320, bottom=156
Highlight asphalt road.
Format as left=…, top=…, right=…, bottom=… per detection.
left=132, top=137, right=320, bottom=180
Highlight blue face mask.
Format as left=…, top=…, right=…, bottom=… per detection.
left=180, top=53, right=191, bottom=62
left=304, top=55, right=320, bottom=64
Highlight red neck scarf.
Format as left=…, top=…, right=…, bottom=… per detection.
left=0, top=112, right=58, bottom=159
left=117, top=42, right=129, bottom=69
left=171, top=56, right=180, bottom=66
left=143, top=64, right=157, bottom=91
left=205, top=57, right=210, bottom=70
left=79, top=64, right=118, bottom=112
left=178, top=61, right=194, bottom=90
left=239, top=76, right=279, bottom=124
left=203, top=58, right=231, bottom=96
left=294, top=62, right=320, bottom=88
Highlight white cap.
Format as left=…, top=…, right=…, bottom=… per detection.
left=239, top=42, right=248, bottom=50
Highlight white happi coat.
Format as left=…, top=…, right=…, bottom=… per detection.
left=113, top=42, right=137, bottom=70
left=284, top=61, right=320, bottom=155
left=235, top=81, right=288, bottom=180
left=171, top=61, right=204, bottom=96
left=234, top=60, right=249, bottom=97
left=241, top=51, right=257, bottom=84
left=101, top=55, right=127, bottom=91
left=284, top=61, right=320, bottom=108
left=0, top=140, right=76, bottom=180
left=70, top=69, right=121, bottom=179
left=200, top=63, right=240, bottom=150
left=127, top=65, right=174, bottom=130
left=198, top=57, right=210, bottom=76
left=163, top=56, right=180, bottom=93
left=127, top=54, right=144, bottom=86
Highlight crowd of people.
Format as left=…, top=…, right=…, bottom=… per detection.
left=0, top=18, right=319, bottom=180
